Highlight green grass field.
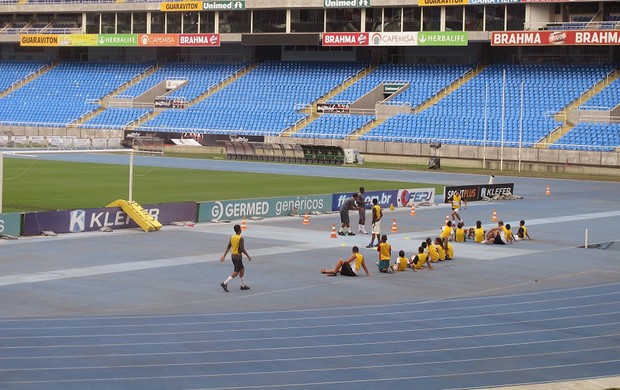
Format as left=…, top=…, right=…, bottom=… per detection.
left=2, top=159, right=442, bottom=212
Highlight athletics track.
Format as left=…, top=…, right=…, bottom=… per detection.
left=0, top=153, right=619, bottom=390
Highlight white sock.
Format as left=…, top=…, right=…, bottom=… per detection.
left=240, top=277, right=246, bottom=286
left=224, top=276, right=233, bottom=284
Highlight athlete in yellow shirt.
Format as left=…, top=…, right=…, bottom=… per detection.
left=377, top=234, right=392, bottom=272
left=220, top=224, right=252, bottom=292
left=409, top=246, right=434, bottom=271
left=391, top=250, right=409, bottom=273
left=440, top=221, right=454, bottom=242
left=321, top=246, right=370, bottom=277
left=449, top=191, right=467, bottom=224
left=426, top=237, right=440, bottom=262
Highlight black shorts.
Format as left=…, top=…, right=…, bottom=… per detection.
left=232, top=255, right=244, bottom=272
left=340, top=262, right=356, bottom=276
left=493, top=234, right=506, bottom=245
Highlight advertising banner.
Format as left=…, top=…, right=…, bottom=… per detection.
left=323, top=0, right=370, bottom=8
left=316, top=102, right=351, bottom=113
left=479, top=183, right=515, bottom=199
left=20, top=34, right=59, bottom=46
left=418, top=31, right=468, bottom=46
left=331, top=190, right=398, bottom=212
left=322, top=32, right=369, bottom=46
left=198, top=195, right=332, bottom=223
left=443, top=185, right=480, bottom=203
left=418, top=0, right=468, bottom=6
left=161, top=1, right=202, bottom=11
left=21, top=34, right=220, bottom=47
left=179, top=34, right=220, bottom=46
left=22, top=202, right=197, bottom=236
left=203, top=0, right=246, bottom=10
left=61, top=34, right=99, bottom=46
left=97, top=34, right=138, bottom=47
left=491, top=30, right=620, bottom=46
left=396, top=188, right=436, bottom=207
left=138, top=34, right=179, bottom=47
left=369, top=32, right=418, bottom=46
left=443, top=183, right=514, bottom=202
left=0, top=213, right=22, bottom=237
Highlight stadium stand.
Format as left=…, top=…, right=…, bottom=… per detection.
left=361, top=64, right=614, bottom=146
left=0, top=60, right=48, bottom=92
left=0, top=62, right=153, bottom=126
left=292, top=114, right=374, bottom=139
left=138, top=61, right=368, bottom=136
left=121, top=62, right=245, bottom=101
left=81, top=107, right=152, bottom=129
left=582, top=77, right=620, bottom=109
left=328, top=63, right=471, bottom=109
left=551, top=122, right=620, bottom=151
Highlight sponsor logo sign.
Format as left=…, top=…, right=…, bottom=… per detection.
left=317, top=103, right=351, bottom=113
left=203, top=0, right=245, bottom=10
left=396, top=188, right=436, bottom=207
left=21, top=34, right=221, bottom=47
left=444, top=185, right=480, bottom=203
left=22, top=202, right=197, bottom=236
left=383, top=83, right=407, bottom=94
left=418, top=0, right=467, bottom=6
left=154, top=98, right=189, bottom=109
left=443, top=183, right=514, bottom=202
left=479, top=183, right=515, bottom=199
left=20, top=34, right=59, bottom=46
left=469, top=0, right=520, bottom=3
left=179, top=34, right=220, bottom=46
left=59, top=34, right=99, bottom=46
left=322, top=32, right=368, bottom=46
left=369, top=32, right=418, bottom=46
left=161, top=1, right=202, bottom=11
left=97, top=34, right=138, bottom=47
left=323, top=0, right=370, bottom=8
left=332, top=190, right=397, bottom=211
left=418, top=31, right=468, bottom=46
left=0, top=213, right=22, bottom=237
left=198, top=195, right=331, bottom=222
left=492, top=30, right=620, bottom=46
left=138, top=34, right=179, bottom=47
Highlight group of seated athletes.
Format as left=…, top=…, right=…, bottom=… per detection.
left=320, top=217, right=532, bottom=277
left=451, top=218, right=532, bottom=245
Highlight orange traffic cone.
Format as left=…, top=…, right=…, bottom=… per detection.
left=545, top=186, right=551, bottom=196
left=445, top=215, right=450, bottom=224
left=410, top=203, right=416, bottom=216
left=303, top=212, right=310, bottom=225
left=391, top=218, right=398, bottom=233
left=491, top=209, right=498, bottom=222
left=241, top=217, right=247, bottom=230
left=330, top=224, right=337, bottom=239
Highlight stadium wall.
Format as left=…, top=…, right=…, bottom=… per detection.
left=274, top=137, right=620, bottom=175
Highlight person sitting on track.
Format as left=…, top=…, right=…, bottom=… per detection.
left=515, top=220, right=532, bottom=241
left=321, top=246, right=370, bottom=277
left=409, top=246, right=434, bottom=271
left=455, top=222, right=467, bottom=243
